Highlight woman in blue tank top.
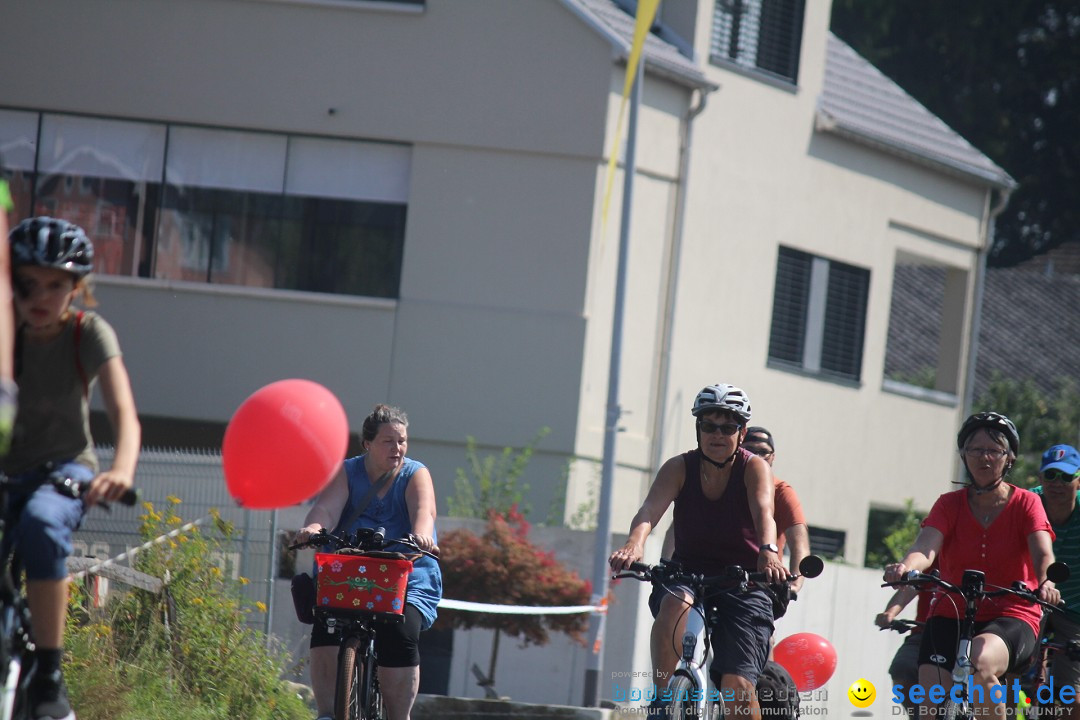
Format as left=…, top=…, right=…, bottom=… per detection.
left=295, top=404, right=441, bottom=720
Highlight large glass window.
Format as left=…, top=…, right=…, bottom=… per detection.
left=35, top=115, right=165, bottom=277
left=0, top=110, right=409, bottom=299
left=767, top=246, right=870, bottom=382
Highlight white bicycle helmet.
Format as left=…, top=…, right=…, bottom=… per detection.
left=691, top=384, right=752, bottom=422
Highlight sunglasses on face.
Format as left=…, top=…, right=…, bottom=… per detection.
left=698, top=419, right=742, bottom=436
left=1043, top=469, right=1080, bottom=484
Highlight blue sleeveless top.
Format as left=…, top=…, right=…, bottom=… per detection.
left=334, top=455, right=442, bottom=630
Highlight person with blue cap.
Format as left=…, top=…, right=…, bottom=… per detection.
left=1032, top=443, right=1080, bottom=718
left=1028, top=442, right=1080, bottom=716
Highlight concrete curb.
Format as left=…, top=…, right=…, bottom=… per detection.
left=413, top=694, right=621, bottom=719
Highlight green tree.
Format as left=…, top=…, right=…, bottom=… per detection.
left=831, top=1, right=1080, bottom=267
left=865, top=499, right=923, bottom=568
left=434, top=507, right=591, bottom=691
left=447, top=428, right=549, bottom=520
left=974, top=373, right=1080, bottom=486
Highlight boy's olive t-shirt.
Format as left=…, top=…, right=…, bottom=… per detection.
left=6, top=311, right=121, bottom=475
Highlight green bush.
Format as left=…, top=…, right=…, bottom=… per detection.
left=65, top=498, right=309, bottom=720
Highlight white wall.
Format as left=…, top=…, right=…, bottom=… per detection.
left=434, top=521, right=912, bottom=717
left=647, top=0, right=993, bottom=563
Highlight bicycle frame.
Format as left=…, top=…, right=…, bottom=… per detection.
left=618, top=555, right=823, bottom=719
left=0, top=487, right=32, bottom=720
left=291, top=527, right=437, bottom=720
left=885, top=563, right=1069, bottom=719
left=666, top=587, right=715, bottom=717
left=950, top=569, right=986, bottom=687
left=0, top=471, right=136, bottom=720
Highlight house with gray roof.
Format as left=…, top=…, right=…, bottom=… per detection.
left=2, top=0, right=1017, bottom=709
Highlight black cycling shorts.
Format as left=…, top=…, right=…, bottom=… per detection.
left=919, top=616, right=1037, bottom=675
left=310, top=603, right=423, bottom=667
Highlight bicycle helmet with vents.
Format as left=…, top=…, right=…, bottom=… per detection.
left=957, top=411, right=1019, bottom=455
left=691, top=384, right=752, bottom=422
left=10, top=216, right=94, bottom=277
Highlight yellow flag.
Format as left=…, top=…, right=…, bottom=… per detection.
left=601, top=0, right=661, bottom=227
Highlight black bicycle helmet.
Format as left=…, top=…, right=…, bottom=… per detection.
left=957, top=411, right=1019, bottom=456
left=10, top=216, right=94, bottom=277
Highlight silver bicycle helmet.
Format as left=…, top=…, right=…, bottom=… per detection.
left=691, top=384, right=752, bottom=422
left=957, top=411, right=1019, bottom=455
left=10, top=216, right=94, bottom=277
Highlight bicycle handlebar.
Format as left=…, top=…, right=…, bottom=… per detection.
left=0, top=471, right=140, bottom=509
left=615, top=554, right=824, bottom=592
left=48, top=473, right=140, bottom=508
left=881, top=618, right=924, bottom=635
left=884, top=570, right=1062, bottom=615
left=288, top=527, right=439, bottom=561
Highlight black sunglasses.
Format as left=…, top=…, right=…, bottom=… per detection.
left=1043, top=469, right=1079, bottom=484
left=698, top=419, right=742, bottom=436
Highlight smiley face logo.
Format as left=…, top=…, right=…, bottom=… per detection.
left=847, top=678, right=876, bottom=708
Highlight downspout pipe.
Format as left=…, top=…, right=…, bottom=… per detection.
left=962, top=186, right=1012, bottom=417
left=650, top=87, right=712, bottom=477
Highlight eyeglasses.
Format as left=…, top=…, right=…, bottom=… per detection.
left=747, top=446, right=774, bottom=458
left=698, top=419, right=742, bottom=436
left=1043, top=469, right=1080, bottom=484
left=961, top=447, right=1008, bottom=459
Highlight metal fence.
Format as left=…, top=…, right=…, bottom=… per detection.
left=77, top=446, right=295, bottom=638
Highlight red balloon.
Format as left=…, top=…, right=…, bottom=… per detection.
left=223, top=379, right=348, bottom=509
left=772, top=632, right=837, bottom=692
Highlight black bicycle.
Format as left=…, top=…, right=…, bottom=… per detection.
left=0, top=471, right=137, bottom=720
left=1016, top=621, right=1080, bottom=719
left=290, top=527, right=437, bottom=720
left=614, top=555, right=824, bottom=720
left=884, top=563, right=1069, bottom=720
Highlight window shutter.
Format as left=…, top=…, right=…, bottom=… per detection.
left=768, top=247, right=811, bottom=365
left=710, top=0, right=805, bottom=83
left=820, top=260, right=870, bottom=380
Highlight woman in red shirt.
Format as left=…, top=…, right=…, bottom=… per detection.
left=883, top=412, right=1059, bottom=717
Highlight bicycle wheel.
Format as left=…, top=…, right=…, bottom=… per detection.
left=335, top=635, right=364, bottom=720
left=665, top=673, right=704, bottom=719
left=943, top=698, right=972, bottom=720
left=359, top=651, right=383, bottom=720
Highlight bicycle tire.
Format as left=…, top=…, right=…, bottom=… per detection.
left=335, top=635, right=364, bottom=720
left=943, top=698, right=972, bottom=720
left=360, top=650, right=383, bottom=720
left=666, top=673, right=704, bottom=720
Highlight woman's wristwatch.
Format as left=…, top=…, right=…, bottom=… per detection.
left=759, top=543, right=779, bottom=554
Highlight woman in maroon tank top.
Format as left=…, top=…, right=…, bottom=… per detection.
left=609, top=383, right=788, bottom=716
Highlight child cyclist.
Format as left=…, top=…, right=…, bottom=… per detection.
left=3, top=216, right=140, bottom=720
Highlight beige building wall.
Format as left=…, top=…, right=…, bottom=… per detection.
left=3, top=0, right=998, bottom=569
left=647, top=0, right=992, bottom=562
left=2, top=0, right=639, bottom=518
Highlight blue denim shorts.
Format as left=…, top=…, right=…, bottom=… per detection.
left=3, top=461, right=90, bottom=581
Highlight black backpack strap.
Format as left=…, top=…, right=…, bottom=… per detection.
left=73, top=311, right=88, bottom=396
left=332, top=469, right=394, bottom=534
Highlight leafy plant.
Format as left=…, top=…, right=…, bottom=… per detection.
left=65, top=498, right=309, bottom=720
left=434, top=506, right=591, bottom=686
left=864, top=499, right=923, bottom=568
left=448, top=428, right=550, bottom=519
left=975, top=373, right=1080, bottom=487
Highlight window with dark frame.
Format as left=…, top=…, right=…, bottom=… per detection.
left=3, top=110, right=409, bottom=300
left=767, top=246, right=870, bottom=383
left=710, top=0, right=805, bottom=85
